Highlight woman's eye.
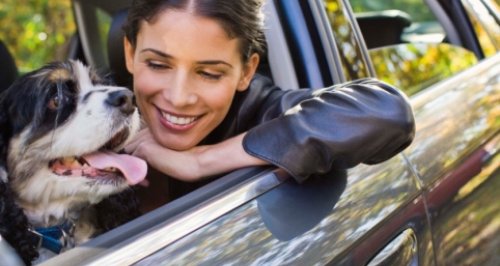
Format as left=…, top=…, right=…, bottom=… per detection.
left=146, top=61, right=169, bottom=70
left=199, top=71, right=222, bottom=81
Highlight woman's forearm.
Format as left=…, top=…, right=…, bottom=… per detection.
left=196, top=133, right=269, bottom=178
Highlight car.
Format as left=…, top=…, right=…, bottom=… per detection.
left=0, top=0, right=499, bottom=265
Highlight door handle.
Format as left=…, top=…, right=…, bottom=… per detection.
left=367, top=228, right=418, bottom=266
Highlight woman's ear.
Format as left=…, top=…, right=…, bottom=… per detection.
left=124, top=37, right=135, bottom=75
left=237, top=53, right=260, bottom=92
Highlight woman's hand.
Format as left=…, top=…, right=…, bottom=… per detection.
left=124, top=128, right=203, bottom=181
left=124, top=129, right=269, bottom=182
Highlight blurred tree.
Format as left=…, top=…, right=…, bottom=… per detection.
left=0, top=0, right=75, bottom=73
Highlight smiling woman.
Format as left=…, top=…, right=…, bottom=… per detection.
left=0, top=0, right=75, bottom=73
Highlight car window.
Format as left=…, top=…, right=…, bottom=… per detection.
left=368, top=43, right=477, bottom=96
left=461, top=0, right=500, bottom=57
left=0, top=1, right=75, bottom=73
left=322, top=0, right=371, bottom=81
left=350, top=0, right=446, bottom=46
left=346, top=0, right=479, bottom=96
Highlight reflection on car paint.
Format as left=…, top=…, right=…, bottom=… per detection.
left=135, top=156, right=427, bottom=265
left=429, top=135, right=499, bottom=265
left=405, top=53, right=500, bottom=265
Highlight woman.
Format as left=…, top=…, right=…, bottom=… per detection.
left=122, top=0, right=415, bottom=189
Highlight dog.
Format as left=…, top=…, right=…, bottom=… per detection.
left=0, top=60, right=147, bottom=264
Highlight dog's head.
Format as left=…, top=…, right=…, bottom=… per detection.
left=0, top=60, right=146, bottom=221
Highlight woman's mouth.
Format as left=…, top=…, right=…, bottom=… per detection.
left=158, top=108, right=201, bottom=131
left=162, top=112, right=198, bottom=125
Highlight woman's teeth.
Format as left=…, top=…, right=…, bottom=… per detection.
left=162, top=112, right=197, bottom=125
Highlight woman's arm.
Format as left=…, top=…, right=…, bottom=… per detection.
left=124, top=130, right=268, bottom=182
left=242, top=77, right=415, bottom=183
left=126, top=76, right=415, bottom=182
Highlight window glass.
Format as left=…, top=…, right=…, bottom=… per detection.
left=348, top=0, right=478, bottom=95
left=462, top=0, right=500, bottom=57
left=323, top=0, right=370, bottom=80
left=0, top=0, right=75, bottom=73
left=96, top=8, right=112, bottom=67
left=349, top=0, right=446, bottom=47
left=369, top=43, right=477, bottom=96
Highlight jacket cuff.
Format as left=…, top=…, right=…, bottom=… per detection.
left=242, top=116, right=315, bottom=183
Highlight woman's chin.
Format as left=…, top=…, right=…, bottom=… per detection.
left=157, top=135, right=199, bottom=151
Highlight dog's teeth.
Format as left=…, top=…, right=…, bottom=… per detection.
left=62, top=157, right=76, bottom=164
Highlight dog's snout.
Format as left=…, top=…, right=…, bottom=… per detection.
left=106, top=90, right=135, bottom=115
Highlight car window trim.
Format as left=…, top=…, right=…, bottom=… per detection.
left=306, top=0, right=346, bottom=83
left=424, top=0, right=463, bottom=46
left=449, top=0, right=485, bottom=59
left=339, top=0, right=376, bottom=77
left=263, top=0, right=300, bottom=90
left=481, top=0, right=500, bottom=24
left=276, top=0, right=325, bottom=88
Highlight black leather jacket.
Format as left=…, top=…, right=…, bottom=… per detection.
left=202, top=74, right=415, bottom=183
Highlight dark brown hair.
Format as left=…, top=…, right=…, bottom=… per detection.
left=123, top=0, right=266, bottom=62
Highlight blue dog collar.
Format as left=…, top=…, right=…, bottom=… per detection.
left=29, top=220, right=75, bottom=254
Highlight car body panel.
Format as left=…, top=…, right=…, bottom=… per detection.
left=402, top=32, right=500, bottom=266
left=132, top=157, right=426, bottom=266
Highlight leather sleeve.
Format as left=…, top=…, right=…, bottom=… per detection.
left=242, top=75, right=415, bottom=183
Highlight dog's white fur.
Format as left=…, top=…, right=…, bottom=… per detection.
left=5, top=61, right=140, bottom=244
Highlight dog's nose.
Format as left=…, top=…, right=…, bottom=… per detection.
left=106, top=90, right=135, bottom=115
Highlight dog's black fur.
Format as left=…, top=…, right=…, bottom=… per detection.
left=0, top=61, right=142, bottom=265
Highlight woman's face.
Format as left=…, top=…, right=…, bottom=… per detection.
left=125, top=10, right=259, bottom=150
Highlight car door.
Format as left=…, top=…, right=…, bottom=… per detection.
left=346, top=0, right=500, bottom=265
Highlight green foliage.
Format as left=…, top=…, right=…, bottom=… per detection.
left=0, top=0, right=75, bottom=73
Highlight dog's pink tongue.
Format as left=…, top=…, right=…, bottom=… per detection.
left=82, top=152, right=147, bottom=185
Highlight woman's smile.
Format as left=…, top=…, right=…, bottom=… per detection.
left=157, top=107, right=202, bottom=132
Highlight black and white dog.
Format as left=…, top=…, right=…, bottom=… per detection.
left=0, top=60, right=146, bottom=264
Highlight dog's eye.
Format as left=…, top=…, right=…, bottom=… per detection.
left=48, top=95, right=61, bottom=110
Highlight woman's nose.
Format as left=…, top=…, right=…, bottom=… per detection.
left=165, top=71, right=197, bottom=107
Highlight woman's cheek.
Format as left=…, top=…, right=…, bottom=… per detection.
left=134, top=69, right=158, bottom=95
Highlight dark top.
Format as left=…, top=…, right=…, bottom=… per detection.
left=167, top=74, right=415, bottom=197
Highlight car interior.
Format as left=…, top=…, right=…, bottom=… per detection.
left=0, top=40, right=18, bottom=93
left=354, top=10, right=412, bottom=49
left=107, top=8, right=132, bottom=88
